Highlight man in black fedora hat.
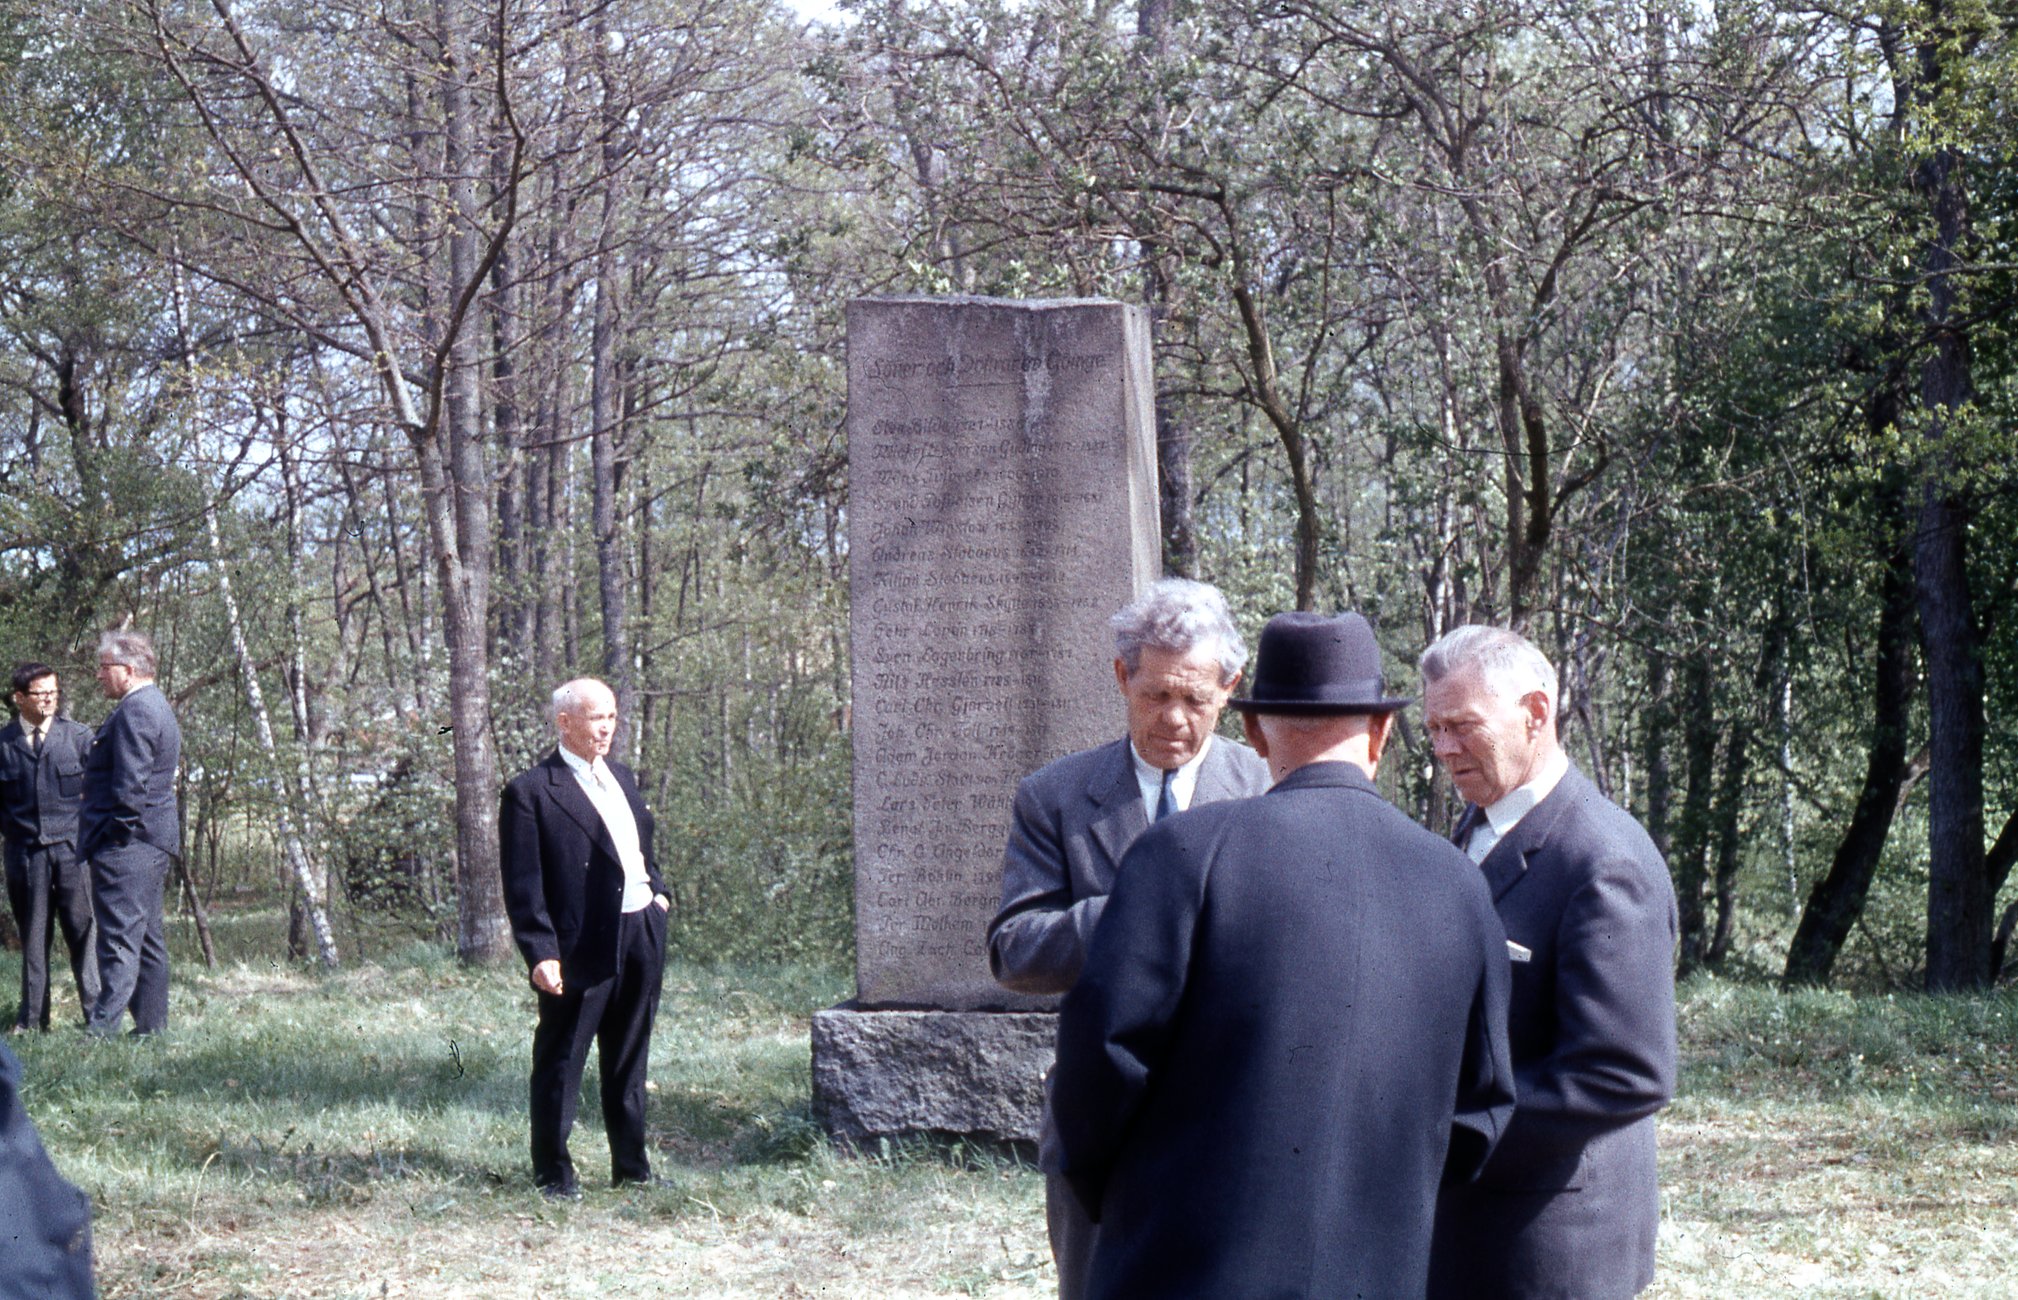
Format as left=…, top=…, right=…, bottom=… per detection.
left=1051, top=610, right=1516, bottom=1299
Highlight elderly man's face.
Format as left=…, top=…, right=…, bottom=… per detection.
left=1115, top=645, right=1236, bottom=772
left=96, top=657, right=135, bottom=700
left=1422, top=667, right=1551, bottom=807
left=557, top=683, right=619, bottom=762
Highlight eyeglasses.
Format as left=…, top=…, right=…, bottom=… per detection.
left=20, top=690, right=59, bottom=700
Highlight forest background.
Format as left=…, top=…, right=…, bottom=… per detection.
left=2, top=0, right=2015, bottom=995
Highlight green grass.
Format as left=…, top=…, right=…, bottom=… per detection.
left=1651, top=974, right=2018, bottom=1299
left=7, top=951, right=1047, bottom=1298
left=3, top=946, right=2013, bottom=1297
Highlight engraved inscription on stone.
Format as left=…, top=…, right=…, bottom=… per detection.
left=848, top=296, right=1159, bottom=1010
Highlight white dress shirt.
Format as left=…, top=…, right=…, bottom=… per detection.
left=1131, top=734, right=1215, bottom=824
left=558, top=745, right=655, bottom=913
left=1466, top=749, right=1571, bottom=864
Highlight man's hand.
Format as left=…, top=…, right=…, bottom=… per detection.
left=654, top=894, right=670, bottom=912
left=531, top=959, right=563, bottom=996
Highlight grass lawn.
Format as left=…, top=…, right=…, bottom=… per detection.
left=5, top=939, right=2014, bottom=1298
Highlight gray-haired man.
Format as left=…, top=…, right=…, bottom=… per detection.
left=1421, top=625, right=1677, bottom=1300
left=82, top=630, right=182, bottom=1039
left=986, top=577, right=1270, bottom=1299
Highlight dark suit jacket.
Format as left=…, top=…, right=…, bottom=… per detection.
left=79, top=684, right=181, bottom=860
left=0, top=1040, right=94, bottom=1297
left=986, top=735, right=1269, bottom=998
left=1054, top=761, right=1516, bottom=1299
left=499, top=751, right=667, bottom=986
left=1429, top=763, right=1679, bottom=1300
left=0, top=717, right=94, bottom=848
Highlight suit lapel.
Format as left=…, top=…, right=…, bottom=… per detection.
left=1191, top=738, right=1244, bottom=804
left=1085, top=739, right=1148, bottom=874
left=1452, top=803, right=1534, bottom=897
left=545, top=753, right=619, bottom=860
left=1477, top=765, right=1586, bottom=902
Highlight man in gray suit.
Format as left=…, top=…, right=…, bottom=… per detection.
left=1422, top=625, right=1678, bottom=1300
left=81, top=630, right=182, bottom=1040
left=0, top=664, right=99, bottom=1032
left=987, top=577, right=1269, bottom=1299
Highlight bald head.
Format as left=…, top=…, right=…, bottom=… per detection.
left=552, top=677, right=618, bottom=762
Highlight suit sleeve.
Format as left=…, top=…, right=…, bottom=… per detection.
left=498, top=781, right=558, bottom=971
left=1445, top=895, right=1516, bottom=1185
left=986, top=774, right=1105, bottom=996
left=1050, top=821, right=1203, bottom=1220
left=1515, top=845, right=1678, bottom=1149
left=98, top=707, right=159, bottom=846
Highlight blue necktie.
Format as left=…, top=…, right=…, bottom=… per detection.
left=1155, top=768, right=1177, bottom=821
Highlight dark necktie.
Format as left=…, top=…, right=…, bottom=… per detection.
left=28, top=726, right=41, bottom=754
left=1155, top=768, right=1177, bottom=821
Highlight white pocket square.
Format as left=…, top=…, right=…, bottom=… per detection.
left=1506, top=941, right=1532, bottom=963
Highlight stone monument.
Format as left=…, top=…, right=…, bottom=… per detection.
left=812, top=295, right=1160, bottom=1145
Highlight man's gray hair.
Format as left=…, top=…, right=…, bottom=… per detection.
left=1110, top=578, right=1247, bottom=684
left=98, top=629, right=158, bottom=679
left=550, top=677, right=610, bottom=722
left=1418, top=625, right=1557, bottom=706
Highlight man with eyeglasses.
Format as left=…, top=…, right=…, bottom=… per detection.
left=81, top=631, right=182, bottom=1039
left=0, top=663, right=100, bottom=1033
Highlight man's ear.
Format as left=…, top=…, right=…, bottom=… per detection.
left=1241, top=710, right=1269, bottom=759
left=1113, top=657, right=1131, bottom=694
left=1522, top=690, right=1552, bottom=736
left=1366, top=712, right=1393, bottom=768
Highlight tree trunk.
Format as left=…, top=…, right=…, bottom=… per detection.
left=1783, top=521, right=1916, bottom=987
left=1641, top=646, right=1674, bottom=865
left=1911, top=126, right=1987, bottom=990
left=1136, top=0, right=1191, bottom=577
left=588, top=85, right=632, bottom=719
left=1707, top=723, right=1751, bottom=967
left=433, top=0, right=508, bottom=963
left=1672, top=654, right=1716, bottom=976
left=489, top=136, right=528, bottom=660
left=170, top=249, right=340, bottom=968
left=202, top=484, right=340, bottom=966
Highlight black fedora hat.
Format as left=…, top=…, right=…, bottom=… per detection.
left=1230, top=611, right=1411, bottom=715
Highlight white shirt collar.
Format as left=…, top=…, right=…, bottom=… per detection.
left=558, top=744, right=606, bottom=784
left=1481, top=749, right=1570, bottom=837
left=1130, top=734, right=1214, bottom=820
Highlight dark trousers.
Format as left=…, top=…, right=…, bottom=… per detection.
left=1039, top=1086, right=1097, bottom=1300
left=4, top=841, right=99, bottom=1030
left=86, top=842, right=171, bottom=1036
left=529, top=906, right=664, bottom=1189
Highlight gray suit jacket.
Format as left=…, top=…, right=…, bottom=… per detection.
left=986, top=735, right=1270, bottom=998
left=1429, top=763, right=1679, bottom=1300
left=0, top=716, right=94, bottom=849
left=80, top=683, right=182, bottom=860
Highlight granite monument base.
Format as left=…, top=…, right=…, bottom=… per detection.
left=810, top=1007, right=1055, bottom=1148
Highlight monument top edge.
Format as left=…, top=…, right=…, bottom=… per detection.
left=849, top=294, right=1130, bottom=310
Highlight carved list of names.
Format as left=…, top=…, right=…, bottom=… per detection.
left=847, top=296, right=1159, bottom=1010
